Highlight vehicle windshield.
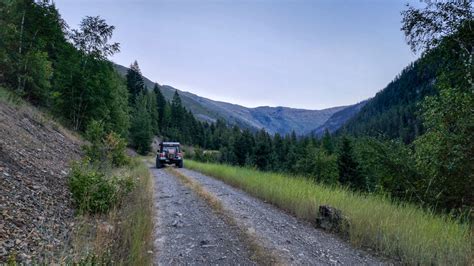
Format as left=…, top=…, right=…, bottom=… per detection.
left=162, top=146, right=180, bottom=153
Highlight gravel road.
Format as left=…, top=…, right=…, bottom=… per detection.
left=176, top=168, right=385, bottom=265
left=151, top=167, right=256, bottom=265
left=152, top=166, right=384, bottom=265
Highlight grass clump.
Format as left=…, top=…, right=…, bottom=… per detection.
left=186, top=160, right=472, bottom=265
left=0, top=86, right=23, bottom=105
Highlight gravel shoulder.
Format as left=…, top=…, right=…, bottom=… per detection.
left=151, top=167, right=256, bottom=265
left=176, top=168, right=384, bottom=265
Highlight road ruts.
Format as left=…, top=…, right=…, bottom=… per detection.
left=151, top=167, right=256, bottom=265
left=176, top=168, right=386, bottom=265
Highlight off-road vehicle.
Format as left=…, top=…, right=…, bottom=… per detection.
left=156, top=142, right=184, bottom=168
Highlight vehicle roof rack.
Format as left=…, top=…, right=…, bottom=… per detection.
left=160, top=142, right=180, bottom=146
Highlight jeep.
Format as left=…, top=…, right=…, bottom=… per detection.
left=156, top=142, right=184, bottom=168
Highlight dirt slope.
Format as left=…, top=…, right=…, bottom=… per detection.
left=0, top=101, right=82, bottom=262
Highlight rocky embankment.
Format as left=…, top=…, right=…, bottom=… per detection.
left=0, top=101, right=82, bottom=262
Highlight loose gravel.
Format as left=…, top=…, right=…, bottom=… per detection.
left=151, top=167, right=256, bottom=265
left=175, top=168, right=385, bottom=265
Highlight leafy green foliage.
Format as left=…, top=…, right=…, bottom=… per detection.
left=69, top=160, right=134, bottom=214
left=84, top=120, right=130, bottom=167
left=413, top=84, right=474, bottom=211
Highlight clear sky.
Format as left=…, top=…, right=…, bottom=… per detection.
left=55, top=0, right=418, bottom=110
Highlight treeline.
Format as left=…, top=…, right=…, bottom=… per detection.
left=0, top=0, right=215, bottom=154
left=125, top=61, right=212, bottom=153
left=191, top=123, right=452, bottom=212
left=1, top=1, right=130, bottom=136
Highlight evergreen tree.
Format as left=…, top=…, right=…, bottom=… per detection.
left=234, top=128, right=255, bottom=166
left=161, top=103, right=171, bottom=136
left=147, top=90, right=159, bottom=134
left=153, top=83, right=167, bottom=132
left=271, top=133, right=285, bottom=172
left=126, top=60, right=145, bottom=104
left=170, top=90, right=184, bottom=128
left=254, top=129, right=273, bottom=171
left=337, top=136, right=364, bottom=189
left=321, top=129, right=334, bottom=154
left=130, top=93, right=152, bottom=155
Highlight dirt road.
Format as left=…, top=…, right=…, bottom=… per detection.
left=151, top=166, right=383, bottom=265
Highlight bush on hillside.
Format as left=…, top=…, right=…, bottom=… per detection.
left=104, top=132, right=130, bottom=167
left=83, top=120, right=130, bottom=167
left=192, top=148, right=220, bottom=163
left=69, top=161, right=134, bottom=214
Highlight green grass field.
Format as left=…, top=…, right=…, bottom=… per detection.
left=186, top=160, right=472, bottom=265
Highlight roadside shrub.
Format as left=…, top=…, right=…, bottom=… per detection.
left=192, top=148, right=220, bottom=163
left=83, top=121, right=129, bottom=167
left=104, top=132, right=130, bottom=167
left=69, top=161, right=134, bottom=214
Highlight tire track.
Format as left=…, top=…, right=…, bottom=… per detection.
left=175, top=167, right=385, bottom=265
left=151, top=166, right=265, bottom=265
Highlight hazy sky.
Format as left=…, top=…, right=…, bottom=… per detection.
left=55, top=0, right=418, bottom=110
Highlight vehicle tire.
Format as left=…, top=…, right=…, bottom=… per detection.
left=156, top=158, right=163, bottom=169
left=177, top=160, right=184, bottom=168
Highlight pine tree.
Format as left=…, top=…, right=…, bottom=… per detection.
left=161, top=103, right=171, bottom=136
left=126, top=60, right=145, bottom=104
left=130, top=93, right=152, bottom=155
left=254, top=129, right=272, bottom=170
left=234, top=128, right=255, bottom=166
left=170, top=90, right=183, bottom=128
left=147, top=90, right=159, bottom=134
left=337, top=136, right=363, bottom=189
left=321, top=129, right=334, bottom=154
left=272, top=133, right=285, bottom=172
left=153, top=83, right=167, bottom=133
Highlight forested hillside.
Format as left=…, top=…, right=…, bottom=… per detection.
left=338, top=49, right=440, bottom=143
left=311, top=100, right=367, bottom=136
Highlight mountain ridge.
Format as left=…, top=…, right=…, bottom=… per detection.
left=114, top=63, right=361, bottom=135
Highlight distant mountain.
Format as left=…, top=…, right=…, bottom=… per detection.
left=311, top=100, right=368, bottom=136
left=114, top=63, right=350, bottom=135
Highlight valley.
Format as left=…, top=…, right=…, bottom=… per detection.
left=0, top=0, right=472, bottom=265
left=115, top=63, right=357, bottom=135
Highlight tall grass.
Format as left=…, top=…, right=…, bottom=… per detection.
left=70, top=158, right=154, bottom=265
left=186, top=160, right=472, bottom=265
left=0, top=86, right=23, bottom=105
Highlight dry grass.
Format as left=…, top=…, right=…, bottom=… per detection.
left=69, top=158, right=154, bottom=264
left=167, top=167, right=280, bottom=265
left=186, top=160, right=473, bottom=265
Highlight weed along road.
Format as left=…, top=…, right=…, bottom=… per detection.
left=151, top=165, right=383, bottom=265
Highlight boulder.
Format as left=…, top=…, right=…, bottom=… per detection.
left=315, top=205, right=349, bottom=234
